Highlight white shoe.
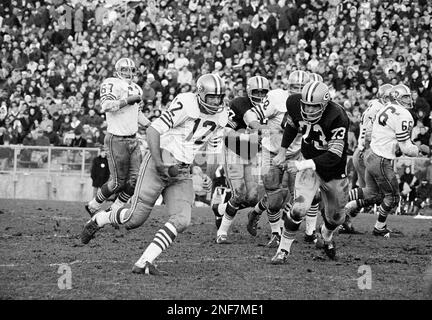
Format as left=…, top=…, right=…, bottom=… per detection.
left=216, top=234, right=231, bottom=244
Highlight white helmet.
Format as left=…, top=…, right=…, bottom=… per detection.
left=287, top=70, right=310, bottom=95
left=246, top=75, right=270, bottom=107
left=389, top=84, right=412, bottom=109
left=196, top=73, right=226, bottom=114
left=115, top=58, right=136, bottom=82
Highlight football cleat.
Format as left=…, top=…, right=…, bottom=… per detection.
left=271, top=249, right=289, bottom=265
left=80, top=219, right=100, bottom=244
left=304, top=231, right=318, bottom=243
left=84, top=204, right=96, bottom=218
left=323, top=241, right=337, bottom=260
left=132, top=261, right=167, bottom=276
left=211, top=204, right=223, bottom=229
left=246, top=210, right=260, bottom=236
left=266, top=233, right=281, bottom=248
left=339, top=221, right=362, bottom=234
left=216, top=234, right=231, bottom=244
left=373, top=225, right=392, bottom=238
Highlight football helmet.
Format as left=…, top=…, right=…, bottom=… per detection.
left=196, top=74, right=226, bottom=114
left=288, top=70, right=310, bottom=95
left=308, top=72, right=323, bottom=82
left=389, top=84, right=412, bottom=109
left=115, top=58, right=136, bottom=82
left=377, top=83, right=393, bottom=104
left=300, top=81, right=330, bottom=124
left=246, top=75, right=270, bottom=107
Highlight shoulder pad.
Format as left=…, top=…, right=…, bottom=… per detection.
left=175, top=92, right=200, bottom=118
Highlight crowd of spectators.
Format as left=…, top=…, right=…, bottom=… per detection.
left=0, top=0, right=432, bottom=158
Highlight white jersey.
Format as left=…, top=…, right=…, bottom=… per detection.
left=151, top=92, right=228, bottom=164
left=371, top=102, right=414, bottom=160
left=100, top=77, right=143, bottom=136
left=358, top=98, right=385, bottom=151
left=244, top=88, right=302, bottom=156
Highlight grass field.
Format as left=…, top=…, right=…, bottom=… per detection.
left=1, top=198, right=432, bottom=300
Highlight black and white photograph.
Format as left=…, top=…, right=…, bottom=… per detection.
left=1, top=0, right=432, bottom=307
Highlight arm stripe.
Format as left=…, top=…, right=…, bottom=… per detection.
left=396, top=136, right=410, bottom=142
left=101, top=93, right=116, bottom=100
left=159, top=116, right=171, bottom=128
left=328, top=148, right=343, bottom=157
left=161, top=114, right=173, bottom=126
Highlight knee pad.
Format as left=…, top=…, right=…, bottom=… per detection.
left=267, top=189, right=288, bottom=213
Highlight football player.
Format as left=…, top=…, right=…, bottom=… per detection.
left=340, top=84, right=393, bottom=233
left=272, top=81, right=350, bottom=263
left=344, top=84, right=430, bottom=237
left=85, top=58, right=150, bottom=217
left=213, top=75, right=268, bottom=244
left=245, top=70, right=319, bottom=248
left=81, top=74, right=228, bottom=275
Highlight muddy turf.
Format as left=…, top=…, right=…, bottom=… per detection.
left=1, top=199, right=431, bottom=300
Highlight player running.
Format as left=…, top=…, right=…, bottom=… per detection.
left=344, top=84, right=430, bottom=237
left=81, top=73, right=228, bottom=275
left=213, top=75, right=269, bottom=244
left=271, top=80, right=350, bottom=263
left=85, top=58, right=150, bottom=217
left=340, top=84, right=393, bottom=233
left=246, top=71, right=320, bottom=247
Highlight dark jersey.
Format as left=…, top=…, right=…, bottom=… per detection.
left=282, top=94, right=350, bottom=182
left=224, top=96, right=259, bottom=160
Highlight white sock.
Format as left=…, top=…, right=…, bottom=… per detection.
left=321, top=224, right=334, bottom=242
left=269, top=221, right=281, bottom=235
left=278, top=227, right=296, bottom=253
left=305, top=205, right=319, bottom=236
left=135, top=222, right=177, bottom=267
left=374, top=221, right=386, bottom=229
left=217, top=203, right=227, bottom=216
left=135, top=243, right=162, bottom=267
left=217, top=213, right=234, bottom=236
left=110, top=197, right=126, bottom=211
left=94, top=210, right=110, bottom=227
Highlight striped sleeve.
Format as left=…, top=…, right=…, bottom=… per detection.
left=328, top=138, right=345, bottom=157
left=150, top=96, right=188, bottom=134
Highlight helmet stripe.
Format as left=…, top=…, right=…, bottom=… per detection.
left=257, top=76, right=261, bottom=89
left=299, top=72, right=303, bottom=84
left=307, top=81, right=320, bottom=102
left=309, top=82, right=321, bottom=103
left=211, top=74, right=220, bottom=95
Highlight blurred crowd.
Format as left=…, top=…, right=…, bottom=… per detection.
left=0, top=0, right=432, bottom=156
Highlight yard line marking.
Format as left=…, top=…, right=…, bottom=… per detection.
left=0, top=255, right=268, bottom=268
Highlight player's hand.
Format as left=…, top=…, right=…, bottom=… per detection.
left=419, top=144, right=430, bottom=156
left=285, top=161, right=299, bottom=174
left=272, top=151, right=286, bottom=168
left=127, top=95, right=142, bottom=105
left=155, top=161, right=169, bottom=181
